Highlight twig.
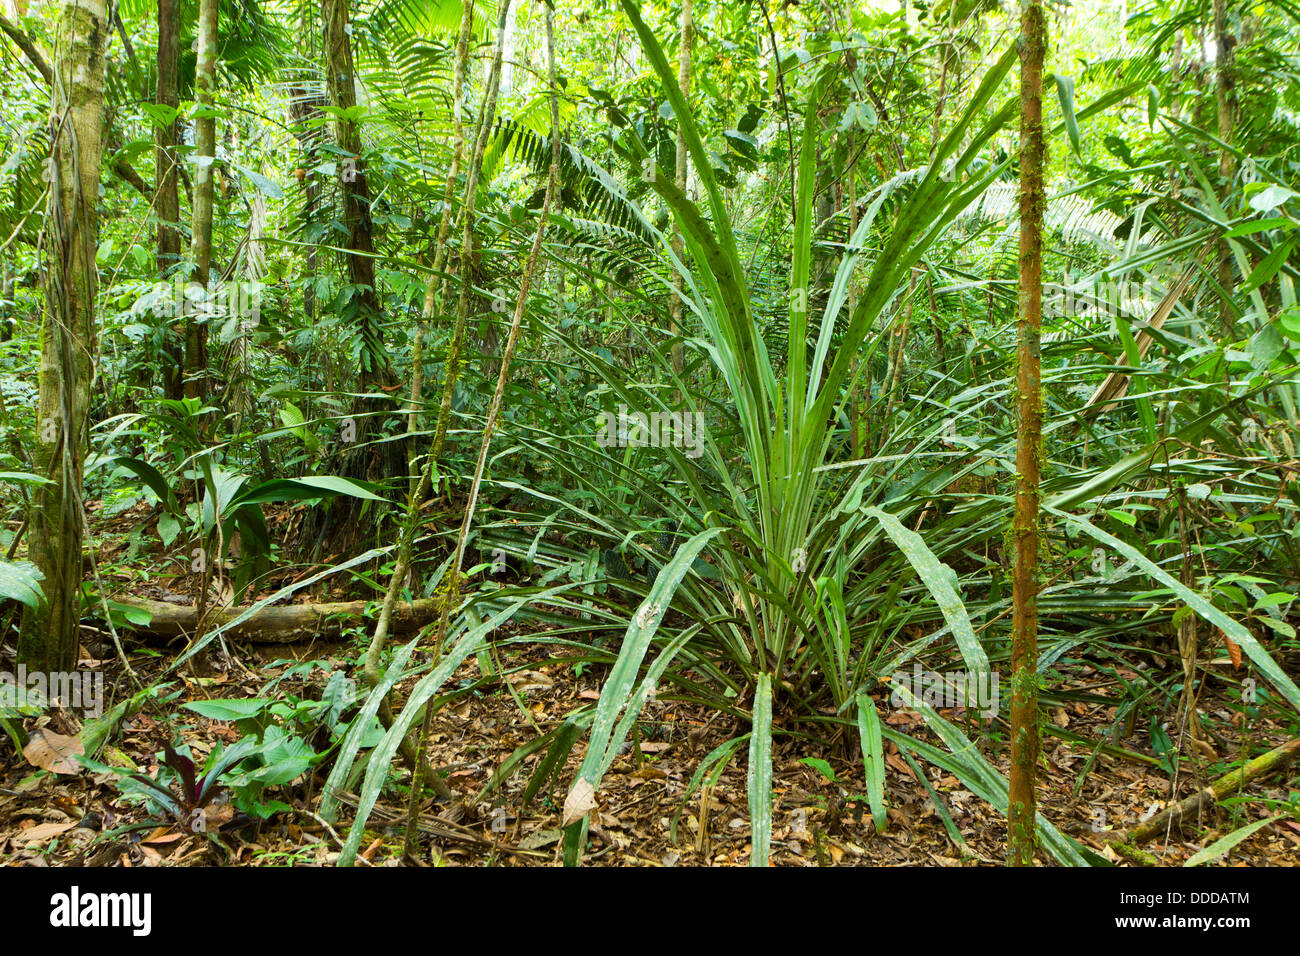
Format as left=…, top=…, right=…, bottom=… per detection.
left=1120, top=737, right=1300, bottom=845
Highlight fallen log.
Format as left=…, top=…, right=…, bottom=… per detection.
left=1121, top=737, right=1300, bottom=846
left=106, top=596, right=444, bottom=644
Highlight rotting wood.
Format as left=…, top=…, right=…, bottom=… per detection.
left=106, top=595, right=442, bottom=644
left=1119, top=737, right=1300, bottom=847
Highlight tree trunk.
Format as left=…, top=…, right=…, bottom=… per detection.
left=0, top=262, right=12, bottom=342
left=156, top=0, right=183, bottom=401
left=299, top=0, right=407, bottom=559
left=186, top=0, right=218, bottom=399
left=429, top=0, right=514, bottom=466
left=322, top=0, right=387, bottom=386
left=1008, top=0, right=1046, bottom=868
left=409, top=0, right=474, bottom=489
left=19, top=0, right=109, bottom=672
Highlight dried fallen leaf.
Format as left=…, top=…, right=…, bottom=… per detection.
left=1223, top=632, right=1242, bottom=670
left=562, top=778, right=596, bottom=827
left=885, top=752, right=913, bottom=777
left=519, top=828, right=563, bottom=850
left=139, top=845, right=163, bottom=866
left=13, top=821, right=76, bottom=846
left=22, top=728, right=84, bottom=775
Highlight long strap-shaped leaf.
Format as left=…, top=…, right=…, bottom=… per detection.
left=1042, top=377, right=1272, bottom=512
left=1048, top=507, right=1300, bottom=712
left=747, top=673, right=774, bottom=866
left=866, top=507, right=990, bottom=682
left=855, top=693, right=888, bottom=834
left=337, top=584, right=577, bottom=865
left=618, top=0, right=772, bottom=446
left=562, top=527, right=723, bottom=865
left=319, top=631, right=422, bottom=823
left=889, top=683, right=1088, bottom=866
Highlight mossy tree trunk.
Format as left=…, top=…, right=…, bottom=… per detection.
left=1008, top=0, right=1046, bottom=868
left=322, top=0, right=389, bottom=388
left=19, top=0, right=109, bottom=672
left=409, top=0, right=475, bottom=484
left=186, top=0, right=218, bottom=399
left=1213, top=0, right=1237, bottom=338
left=428, top=0, right=514, bottom=468
left=300, top=0, right=406, bottom=558
left=156, top=0, right=183, bottom=400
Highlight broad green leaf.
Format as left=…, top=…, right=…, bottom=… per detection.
left=0, top=560, right=44, bottom=608
left=233, top=475, right=386, bottom=506
left=157, top=513, right=181, bottom=548
left=113, top=457, right=179, bottom=513
left=234, top=163, right=284, bottom=200
left=1247, top=184, right=1298, bottom=212
left=0, top=471, right=51, bottom=486
left=182, top=698, right=273, bottom=721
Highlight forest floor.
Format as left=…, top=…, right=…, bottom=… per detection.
left=2, top=503, right=1298, bottom=867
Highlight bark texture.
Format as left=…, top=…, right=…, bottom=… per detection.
left=1008, top=0, right=1046, bottom=868
left=20, top=0, right=109, bottom=672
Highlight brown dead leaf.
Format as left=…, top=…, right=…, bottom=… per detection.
left=562, top=778, right=596, bottom=827
left=519, top=828, right=563, bottom=850
left=1223, top=632, right=1242, bottom=670
left=884, top=709, right=916, bottom=726
left=885, top=752, right=913, bottom=777
left=142, top=828, right=185, bottom=846
left=23, top=728, right=84, bottom=774
left=139, top=845, right=164, bottom=866
left=12, top=821, right=76, bottom=846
